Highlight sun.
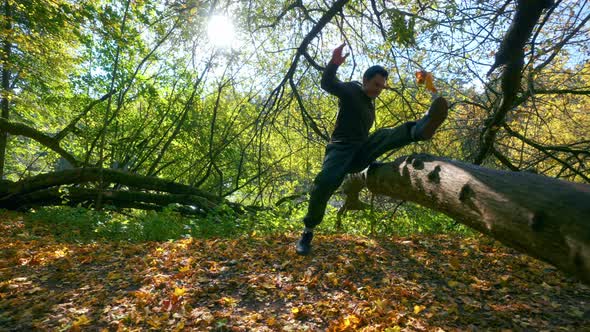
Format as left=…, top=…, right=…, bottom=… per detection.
left=207, top=15, right=235, bottom=48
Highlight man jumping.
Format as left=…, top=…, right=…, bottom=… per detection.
left=295, top=43, right=449, bottom=255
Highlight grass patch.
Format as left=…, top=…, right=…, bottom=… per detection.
left=24, top=200, right=473, bottom=244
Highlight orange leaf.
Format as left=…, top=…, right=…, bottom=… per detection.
left=416, top=70, right=438, bottom=93
left=415, top=70, right=426, bottom=84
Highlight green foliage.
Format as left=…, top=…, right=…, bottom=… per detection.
left=27, top=206, right=113, bottom=242
left=26, top=206, right=189, bottom=242
left=136, top=208, right=187, bottom=241
left=333, top=202, right=474, bottom=237
left=4, top=0, right=588, bottom=240
left=25, top=201, right=473, bottom=244
left=386, top=9, right=416, bottom=47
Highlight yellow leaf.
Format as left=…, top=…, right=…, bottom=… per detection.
left=424, top=73, right=437, bottom=93
left=174, top=287, right=186, bottom=296
left=107, top=272, right=121, bottom=280
left=325, top=272, right=339, bottom=286
left=219, top=296, right=237, bottom=306
left=344, top=314, right=360, bottom=327
left=54, top=248, right=68, bottom=258
left=72, top=314, right=91, bottom=329
left=414, top=305, right=426, bottom=314
left=449, top=257, right=461, bottom=269
left=147, top=316, right=161, bottom=328
left=179, top=266, right=190, bottom=272
left=174, top=320, right=185, bottom=331
left=261, top=282, right=276, bottom=289
left=374, top=299, right=389, bottom=311
left=134, top=290, right=152, bottom=301
left=447, top=280, right=460, bottom=288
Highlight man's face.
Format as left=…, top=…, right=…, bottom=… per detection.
left=363, top=74, right=387, bottom=99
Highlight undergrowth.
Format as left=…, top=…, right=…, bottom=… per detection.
left=23, top=199, right=473, bottom=243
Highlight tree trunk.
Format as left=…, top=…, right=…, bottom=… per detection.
left=356, top=154, right=590, bottom=284
left=0, top=167, right=258, bottom=213
left=0, top=0, right=12, bottom=178
left=5, top=187, right=217, bottom=215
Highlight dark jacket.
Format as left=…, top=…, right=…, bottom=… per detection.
left=321, top=62, right=375, bottom=143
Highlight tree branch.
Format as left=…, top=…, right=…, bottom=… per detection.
left=0, top=118, right=80, bottom=166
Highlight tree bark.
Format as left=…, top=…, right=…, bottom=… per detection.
left=4, top=187, right=216, bottom=215
left=0, top=167, right=259, bottom=214
left=0, top=167, right=219, bottom=200
left=354, top=154, right=590, bottom=284
left=476, top=0, right=555, bottom=164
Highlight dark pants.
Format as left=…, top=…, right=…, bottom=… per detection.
left=303, top=121, right=416, bottom=228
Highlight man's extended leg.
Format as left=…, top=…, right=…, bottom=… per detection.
left=349, top=96, right=448, bottom=172
left=411, top=96, right=448, bottom=141
left=296, top=142, right=360, bottom=255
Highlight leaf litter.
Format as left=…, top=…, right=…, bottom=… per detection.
left=1, top=211, right=588, bottom=331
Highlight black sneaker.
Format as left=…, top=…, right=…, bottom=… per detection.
left=296, top=231, right=314, bottom=256
left=412, top=96, right=448, bottom=141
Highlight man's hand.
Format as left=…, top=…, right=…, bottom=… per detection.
left=331, top=43, right=349, bottom=65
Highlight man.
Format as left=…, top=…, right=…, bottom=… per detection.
left=295, top=43, right=448, bottom=255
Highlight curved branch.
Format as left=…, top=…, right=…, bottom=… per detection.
left=502, top=124, right=590, bottom=182
left=0, top=118, right=80, bottom=166
left=0, top=167, right=219, bottom=200
left=289, top=78, right=330, bottom=142
left=266, top=0, right=350, bottom=112
left=475, top=0, right=554, bottom=164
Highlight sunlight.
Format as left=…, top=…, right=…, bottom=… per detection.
left=207, top=15, right=235, bottom=48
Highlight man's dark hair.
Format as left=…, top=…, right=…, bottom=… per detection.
left=363, top=65, right=388, bottom=81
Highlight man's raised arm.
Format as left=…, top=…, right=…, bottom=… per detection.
left=320, top=43, right=349, bottom=97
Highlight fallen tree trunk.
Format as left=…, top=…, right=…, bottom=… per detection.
left=349, top=154, right=590, bottom=284
left=2, top=187, right=218, bottom=215
left=0, top=167, right=255, bottom=214
left=0, top=167, right=219, bottom=199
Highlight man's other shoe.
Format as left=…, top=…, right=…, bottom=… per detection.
left=296, top=231, right=314, bottom=255
left=412, top=96, right=448, bottom=141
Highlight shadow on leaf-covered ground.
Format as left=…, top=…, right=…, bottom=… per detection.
left=1, top=211, right=589, bottom=331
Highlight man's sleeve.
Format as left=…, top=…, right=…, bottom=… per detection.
left=321, top=61, right=347, bottom=97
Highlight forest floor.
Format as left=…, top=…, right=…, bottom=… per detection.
left=1, top=210, right=589, bottom=331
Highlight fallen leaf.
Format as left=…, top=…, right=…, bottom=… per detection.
left=414, top=305, right=426, bottom=314
left=174, top=287, right=185, bottom=297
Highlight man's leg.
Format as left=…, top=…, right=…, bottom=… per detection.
left=411, top=96, right=448, bottom=141
left=349, top=96, right=448, bottom=172
left=296, top=142, right=359, bottom=255
left=348, top=122, right=415, bottom=172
